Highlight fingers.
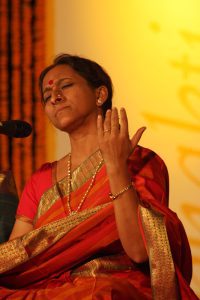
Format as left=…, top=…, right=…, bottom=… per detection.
left=120, top=107, right=128, bottom=136
left=104, top=109, right=111, bottom=134
left=131, top=127, right=146, bottom=148
left=102, top=107, right=119, bottom=136
left=111, top=108, right=119, bottom=135
left=97, top=114, right=104, bottom=140
left=97, top=107, right=145, bottom=147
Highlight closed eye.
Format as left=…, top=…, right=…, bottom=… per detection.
left=61, top=83, right=73, bottom=89
left=43, top=94, right=51, bottom=104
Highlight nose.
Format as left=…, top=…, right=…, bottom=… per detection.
left=50, top=88, right=63, bottom=105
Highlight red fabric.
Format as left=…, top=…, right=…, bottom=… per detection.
left=0, top=146, right=198, bottom=299
left=16, top=162, right=53, bottom=220
left=0, top=205, right=152, bottom=299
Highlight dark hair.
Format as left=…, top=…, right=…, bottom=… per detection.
left=39, top=54, right=113, bottom=116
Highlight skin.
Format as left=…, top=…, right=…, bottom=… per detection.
left=9, top=65, right=148, bottom=263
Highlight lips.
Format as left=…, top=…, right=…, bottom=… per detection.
left=55, top=106, right=71, bottom=117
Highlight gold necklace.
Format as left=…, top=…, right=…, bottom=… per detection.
left=67, top=153, right=104, bottom=215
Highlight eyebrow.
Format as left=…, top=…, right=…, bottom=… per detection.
left=43, top=77, right=72, bottom=94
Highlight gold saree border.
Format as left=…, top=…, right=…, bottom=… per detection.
left=71, top=254, right=133, bottom=278
left=139, top=205, right=179, bottom=300
left=35, top=149, right=103, bottom=222
left=0, top=238, right=29, bottom=273
left=70, top=149, right=103, bottom=192
left=34, top=184, right=60, bottom=224
left=0, top=203, right=110, bottom=274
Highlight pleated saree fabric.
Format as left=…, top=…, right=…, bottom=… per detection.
left=0, top=146, right=198, bottom=299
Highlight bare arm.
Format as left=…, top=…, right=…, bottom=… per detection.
left=107, top=165, right=148, bottom=263
left=97, top=107, right=148, bottom=263
left=9, top=219, right=33, bottom=240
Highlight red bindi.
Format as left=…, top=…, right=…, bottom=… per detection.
left=48, top=80, right=54, bottom=85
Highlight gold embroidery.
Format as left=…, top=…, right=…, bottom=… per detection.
left=16, top=214, right=33, bottom=224
left=0, top=238, right=29, bottom=273
left=34, top=185, right=59, bottom=223
left=35, top=149, right=104, bottom=221
left=139, top=205, right=179, bottom=300
left=70, top=149, right=103, bottom=192
left=71, top=254, right=133, bottom=277
left=0, top=203, right=110, bottom=273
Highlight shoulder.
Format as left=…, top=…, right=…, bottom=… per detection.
left=128, top=145, right=169, bottom=206
left=128, top=145, right=167, bottom=174
left=34, top=161, right=54, bottom=173
left=22, top=161, right=56, bottom=198
left=30, top=162, right=54, bottom=182
left=16, top=161, right=56, bottom=221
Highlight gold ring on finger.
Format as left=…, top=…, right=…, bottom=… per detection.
left=104, top=129, right=111, bottom=133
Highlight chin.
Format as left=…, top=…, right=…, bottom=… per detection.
left=55, top=118, right=82, bottom=133
left=53, top=118, right=71, bottom=132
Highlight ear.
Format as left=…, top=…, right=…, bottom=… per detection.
left=96, top=86, right=108, bottom=107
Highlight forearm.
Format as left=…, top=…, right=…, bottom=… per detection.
left=9, top=220, right=33, bottom=240
left=108, top=165, right=148, bottom=263
left=97, top=107, right=147, bottom=262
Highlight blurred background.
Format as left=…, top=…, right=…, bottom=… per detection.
left=0, top=0, right=199, bottom=295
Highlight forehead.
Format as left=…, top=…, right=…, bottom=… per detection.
left=42, top=65, right=80, bottom=88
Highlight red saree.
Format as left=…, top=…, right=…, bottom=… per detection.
left=0, top=146, right=198, bottom=299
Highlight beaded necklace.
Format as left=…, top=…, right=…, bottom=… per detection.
left=67, top=153, right=104, bottom=215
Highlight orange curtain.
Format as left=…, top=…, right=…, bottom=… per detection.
left=0, top=0, right=46, bottom=195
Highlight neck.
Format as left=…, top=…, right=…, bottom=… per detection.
left=69, top=130, right=99, bottom=168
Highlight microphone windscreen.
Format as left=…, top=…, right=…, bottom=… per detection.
left=0, top=120, right=32, bottom=138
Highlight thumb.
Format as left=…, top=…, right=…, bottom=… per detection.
left=131, top=127, right=146, bottom=148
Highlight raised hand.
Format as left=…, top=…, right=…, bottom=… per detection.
left=130, top=127, right=146, bottom=149
left=97, top=107, right=146, bottom=173
left=97, top=107, right=148, bottom=263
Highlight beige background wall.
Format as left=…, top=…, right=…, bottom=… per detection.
left=46, top=0, right=200, bottom=294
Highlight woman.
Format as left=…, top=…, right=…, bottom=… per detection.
left=0, top=54, right=198, bottom=299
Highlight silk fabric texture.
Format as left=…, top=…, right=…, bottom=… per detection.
left=0, top=146, right=198, bottom=299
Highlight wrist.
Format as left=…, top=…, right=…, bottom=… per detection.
left=109, top=182, right=133, bottom=200
left=107, top=168, right=133, bottom=196
left=105, top=161, right=129, bottom=176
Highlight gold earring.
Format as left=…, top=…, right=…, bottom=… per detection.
left=97, top=98, right=102, bottom=105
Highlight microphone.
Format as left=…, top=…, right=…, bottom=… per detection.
left=0, top=120, right=32, bottom=138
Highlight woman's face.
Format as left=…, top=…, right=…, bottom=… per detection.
left=42, top=64, right=99, bottom=133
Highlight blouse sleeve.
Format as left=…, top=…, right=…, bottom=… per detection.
left=128, top=145, right=169, bottom=207
left=16, top=163, right=53, bottom=222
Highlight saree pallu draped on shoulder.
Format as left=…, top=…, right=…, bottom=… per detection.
left=0, top=147, right=198, bottom=299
